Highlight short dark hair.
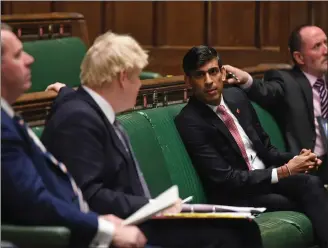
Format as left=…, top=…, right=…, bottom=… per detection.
left=288, top=24, right=314, bottom=64
left=183, top=45, right=222, bottom=76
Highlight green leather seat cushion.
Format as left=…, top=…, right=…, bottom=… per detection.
left=2, top=225, right=70, bottom=248
left=255, top=211, right=314, bottom=248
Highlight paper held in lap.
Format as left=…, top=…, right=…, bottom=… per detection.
left=122, top=185, right=180, bottom=226
left=122, top=185, right=266, bottom=226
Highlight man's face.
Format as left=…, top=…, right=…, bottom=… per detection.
left=1, top=30, right=34, bottom=100
left=121, top=68, right=142, bottom=111
left=299, top=26, right=328, bottom=76
left=186, top=58, right=226, bottom=105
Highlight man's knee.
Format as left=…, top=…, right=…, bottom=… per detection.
left=303, top=174, right=324, bottom=187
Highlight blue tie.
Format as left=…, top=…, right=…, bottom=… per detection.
left=13, top=114, right=90, bottom=213
left=113, top=120, right=151, bottom=198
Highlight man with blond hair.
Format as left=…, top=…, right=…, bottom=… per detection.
left=1, top=23, right=147, bottom=248
left=42, top=31, right=264, bottom=247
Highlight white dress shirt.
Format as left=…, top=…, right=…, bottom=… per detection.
left=1, top=97, right=115, bottom=248
left=207, top=97, right=279, bottom=183
left=302, top=71, right=326, bottom=157
left=242, top=72, right=327, bottom=157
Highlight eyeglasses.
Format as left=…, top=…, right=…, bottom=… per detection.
left=189, top=67, right=221, bottom=80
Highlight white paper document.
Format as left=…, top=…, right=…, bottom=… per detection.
left=122, top=185, right=179, bottom=226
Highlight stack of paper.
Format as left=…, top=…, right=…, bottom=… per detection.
left=155, top=212, right=256, bottom=220
left=181, top=204, right=266, bottom=214
left=122, top=185, right=179, bottom=226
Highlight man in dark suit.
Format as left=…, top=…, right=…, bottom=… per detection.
left=1, top=23, right=147, bottom=248
left=225, top=24, right=328, bottom=183
left=174, top=45, right=328, bottom=247
left=42, top=31, right=264, bottom=247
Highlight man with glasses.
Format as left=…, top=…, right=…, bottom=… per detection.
left=175, top=45, right=328, bottom=248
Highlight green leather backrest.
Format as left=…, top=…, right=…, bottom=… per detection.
left=31, top=126, right=45, bottom=139
left=251, top=102, right=286, bottom=152
left=23, top=38, right=87, bottom=93
left=117, top=112, right=173, bottom=198
left=138, top=104, right=207, bottom=203
left=139, top=71, right=162, bottom=80
left=23, top=37, right=160, bottom=93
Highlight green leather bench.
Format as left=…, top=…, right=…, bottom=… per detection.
left=23, top=38, right=162, bottom=93
left=12, top=102, right=316, bottom=248
left=117, top=103, right=316, bottom=248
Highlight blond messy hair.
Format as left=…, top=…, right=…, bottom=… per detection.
left=80, top=31, right=149, bottom=88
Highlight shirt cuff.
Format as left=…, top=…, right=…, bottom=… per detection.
left=271, top=169, right=279, bottom=184
left=90, top=217, right=115, bottom=248
left=239, top=74, right=253, bottom=90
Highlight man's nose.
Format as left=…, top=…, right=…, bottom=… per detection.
left=205, top=72, right=213, bottom=84
left=323, top=43, right=327, bottom=54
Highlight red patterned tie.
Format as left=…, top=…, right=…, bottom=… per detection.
left=216, top=105, right=251, bottom=170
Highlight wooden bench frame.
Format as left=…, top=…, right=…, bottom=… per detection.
left=1, top=12, right=90, bottom=46
left=13, top=63, right=292, bottom=127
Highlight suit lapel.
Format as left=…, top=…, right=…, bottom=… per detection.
left=189, top=96, right=243, bottom=158
left=291, top=67, right=315, bottom=125
left=76, top=87, right=131, bottom=163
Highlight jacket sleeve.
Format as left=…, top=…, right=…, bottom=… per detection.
left=1, top=128, right=100, bottom=247
left=247, top=70, right=286, bottom=109
left=175, top=114, right=274, bottom=194
left=244, top=92, right=295, bottom=164
left=44, top=110, right=149, bottom=218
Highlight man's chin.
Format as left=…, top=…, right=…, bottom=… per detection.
left=23, top=81, right=32, bottom=91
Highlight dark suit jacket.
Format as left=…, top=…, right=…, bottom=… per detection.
left=175, top=86, right=293, bottom=205
left=41, top=86, right=149, bottom=218
left=247, top=66, right=323, bottom=154
left=1, top=108, right=98, bottom=247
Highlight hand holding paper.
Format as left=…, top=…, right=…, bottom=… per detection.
left=122, top=185, right=180, bottom=226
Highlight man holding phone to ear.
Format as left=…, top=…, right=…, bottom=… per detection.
left=175, top=45, right=328, bottom=248
left=224, top=24, right=328, bottom=184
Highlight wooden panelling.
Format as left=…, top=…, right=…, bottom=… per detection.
left=288, top=2, right=309, bottom=32
left=2, top=1, right=328, bottom=75
left=104, top=2, right=153, bottom=46
left=260, top=2, right=281, bottom=48
left=211, top=2, right=256, bottom=47
left=53, top=1, right=102, bottom=43
left=10, top=1, right=52, bottom=14
left=312, top=1, right=328, bottom=34
left=155, top=2, right=205, bottom=46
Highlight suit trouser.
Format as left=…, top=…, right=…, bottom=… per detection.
left=318, top=154, right=328, bottom=184
left=239, top=174, right=328, bottom=248
left=139, top=218, right=263, bottom=248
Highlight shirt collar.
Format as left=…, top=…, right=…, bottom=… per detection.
left=1, top=97, right=15, bottom=118
left=302, top=70, right=326, bottom=87
left=82, top=86, right=116, bottom=124
left=207, top=96, right=226, bottom=113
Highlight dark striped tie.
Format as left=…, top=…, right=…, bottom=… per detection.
left=113, top=120, right=151, bottom=198
left=314, top=78, right=328, bottom=118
